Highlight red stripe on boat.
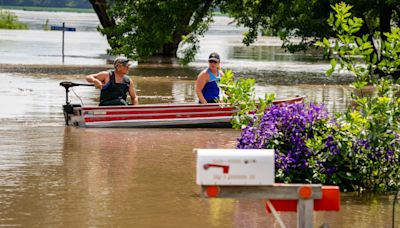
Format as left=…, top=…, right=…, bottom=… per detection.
left=84, top=112, right=232, bottom=122
left=84, top=107, right=234, bottom=115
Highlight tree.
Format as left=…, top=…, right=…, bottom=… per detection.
left=88, top=0, right=118, bottom=50
left=220, top=0, right=399, bottom=53
left=90, top=0, right=217, bottom=63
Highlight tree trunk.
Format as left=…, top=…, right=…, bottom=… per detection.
left=151, top=12, right=192, bottom=59
left=141, top=20, right=191, bottom=64
left=379, top=1, right=392, bottom=41
left=88, top=0, right=115, bottom=28
left=88, top=0, right=119, bottom=49
left=397, top=7, right=400, bottom=27
left=152, top=0, right=213, bottom=60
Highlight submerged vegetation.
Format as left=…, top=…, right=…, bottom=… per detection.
left=0, top=10, right=28, bottom=29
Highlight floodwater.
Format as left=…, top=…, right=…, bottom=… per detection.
left=0, top=10, right=399, bottom=228
left=0, top=72, right=398, bottom=228
left=0, top=10, right=353, bottom=85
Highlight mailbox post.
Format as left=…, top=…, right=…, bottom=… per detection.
left=195, top=149, right=340, bottom=228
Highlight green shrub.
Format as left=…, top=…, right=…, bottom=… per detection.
left=0, top=10, right=28, bottom=29
left=219, top=70, right=275, bottom=129
left=312, top=2, right=400, bottom=192
left=236, top=2, right=400, bottom=192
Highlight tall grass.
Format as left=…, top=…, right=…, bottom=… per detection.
left=0, top=10, right=28, bottom=29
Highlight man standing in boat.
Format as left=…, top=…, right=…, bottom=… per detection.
left=86, top=56, right=139, bottom=106
left=196, top=52, right=224, bottom=104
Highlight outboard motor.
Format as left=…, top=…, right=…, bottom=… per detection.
left=60, top=81, right=93, bottom=125
left=62, top=104, right=81, bottom=126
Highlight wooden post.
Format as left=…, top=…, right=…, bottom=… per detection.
left=297, top=199, right=314, bottom=228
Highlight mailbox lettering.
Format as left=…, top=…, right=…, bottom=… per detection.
left=228, top=159, right=241, bottom=163
left=213, top=175, right=222, bottom=180
left=227, top=175, right=247, bottom=180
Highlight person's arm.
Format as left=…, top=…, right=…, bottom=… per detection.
left=128, top=78, right=139, bottom=105
left=85, top=71, right=108, bottom=89
left=196, top=71, right=209, bottom=104
left=219, top=70, right=224, bottom=77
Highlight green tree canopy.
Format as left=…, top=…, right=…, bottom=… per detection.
left=220, top=0, right=399, bottom=52
left=220, top=0, right=400, bottom=78
left=220, top=0, right=333, bottom=52
left=90, top=0, right=216, bottom=63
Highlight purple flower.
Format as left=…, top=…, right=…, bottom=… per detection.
left=326, top=135, right=340, bottom=155
left=237, top=102, right=333, bottom=175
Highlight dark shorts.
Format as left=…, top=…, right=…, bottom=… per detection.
left=198, top=99, right=218, bottom=104
left=99, top=99, right=129, bottom=106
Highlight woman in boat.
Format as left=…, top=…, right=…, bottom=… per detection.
left=85, top=56, right=139, bottom=106
left=196, top=52, right=224, bottom=104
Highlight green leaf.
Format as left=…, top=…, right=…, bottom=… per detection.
left=362, top=49, right=374, bottom=56
left=344, top=13, right=351, bottom=18
left=326, top=68, right=334, bottom=76
left=372, top=53, right=377, bottom=64
left=323, top=37, right=330, bottom=47
left=341, top=24, right=349, bottom=32
left=330, top=58, right=337, bottom=68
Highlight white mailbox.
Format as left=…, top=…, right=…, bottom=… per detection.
left=195, top=149, right=275, bottom=186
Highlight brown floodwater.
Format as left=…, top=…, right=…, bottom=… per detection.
left=0, top=72, right=398, bottom=227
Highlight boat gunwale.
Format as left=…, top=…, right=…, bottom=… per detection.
left=84, top=110, right=234, bottom=119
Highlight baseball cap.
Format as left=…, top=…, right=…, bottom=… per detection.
left=113, top=56, right=131, bottom=67
left=208, top=52, right=220, bottom=62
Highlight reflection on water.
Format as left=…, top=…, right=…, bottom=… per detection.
left=0, top=114, right=398, bottom=227
left=230, top=45, right=322, bottom=62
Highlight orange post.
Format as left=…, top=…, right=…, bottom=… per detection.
left=298, top=186, right=313, bottom=199
left=314, top=186, right=340, bottom=211
left=205, top=186, right=220, bottom=198
left=266, top=185, right=340, bottom=212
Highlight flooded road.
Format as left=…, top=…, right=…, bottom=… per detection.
left=0, top=9, right=398, bottom=228
left=0, top=72, right=398, bottom=227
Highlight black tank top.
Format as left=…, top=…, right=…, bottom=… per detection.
left=99, top=70, right=130, bottom=105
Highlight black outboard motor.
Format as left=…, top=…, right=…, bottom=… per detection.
left=60, top=81, right=93, bottom=125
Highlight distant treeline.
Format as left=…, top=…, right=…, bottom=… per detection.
left=0, top=0, right=92, bottom=8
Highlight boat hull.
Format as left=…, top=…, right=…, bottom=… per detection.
left=66, top=103, right=234, bottom=128
left=63, top=97, right=304, bottom=128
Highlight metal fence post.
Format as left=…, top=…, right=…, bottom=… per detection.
left=62, top=22, right=65, bottom=63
